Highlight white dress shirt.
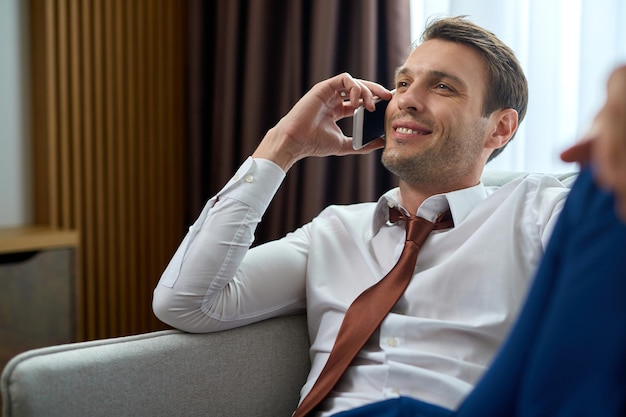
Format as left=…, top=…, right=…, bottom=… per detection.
left=153, top=157, right=570, bottom=416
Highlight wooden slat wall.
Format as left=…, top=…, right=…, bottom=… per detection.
left=29, top=0, right=187, bottom=341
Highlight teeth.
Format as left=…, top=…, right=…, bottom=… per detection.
left=395, top=127, right=415, bottom=134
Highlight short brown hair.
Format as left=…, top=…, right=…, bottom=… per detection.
left=420, top=16, right=528, bottom=161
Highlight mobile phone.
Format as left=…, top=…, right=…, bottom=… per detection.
left=352, top=91, right=394, bottom=150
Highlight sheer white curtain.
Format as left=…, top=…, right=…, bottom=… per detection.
left=410, top=0, right=626, bottom=173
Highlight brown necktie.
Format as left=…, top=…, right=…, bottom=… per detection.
left=292, top=207, right=454, bottom=417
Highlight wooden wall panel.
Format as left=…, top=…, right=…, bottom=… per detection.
left=29, top=0, right=187, bottom=340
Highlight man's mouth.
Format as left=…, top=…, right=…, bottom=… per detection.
left=393, top=126, right=432, bottom=136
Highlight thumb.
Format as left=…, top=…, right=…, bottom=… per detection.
left=560, top=139, right=593, bottom=165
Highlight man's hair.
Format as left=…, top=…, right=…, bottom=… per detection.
left=419, top=16, right=528, bottom=162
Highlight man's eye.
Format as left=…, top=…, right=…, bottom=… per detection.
left=434, top=83, right=457, bottom=94
left=397, top=81, right=409, bottom=89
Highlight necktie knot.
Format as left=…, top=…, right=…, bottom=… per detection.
left=389, top=207, right=454, bottom=244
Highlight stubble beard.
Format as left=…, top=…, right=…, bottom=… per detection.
left=381, top=145, right=442, bottom=185
left=381, top=123, right=487, bottom=187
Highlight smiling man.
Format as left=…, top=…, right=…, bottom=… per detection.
left=382, top=37, right=519, bottom=211
left=153, top=17, right=571, bottom=417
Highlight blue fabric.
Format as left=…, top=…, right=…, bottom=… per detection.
left=457, top=167, right=626, bottom=417
left=333, top=396, right=452, bottom=417
left=333, top=168, right=626, bottom=417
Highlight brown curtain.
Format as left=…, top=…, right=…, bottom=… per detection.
left=187, top=0, right=411, bottom=243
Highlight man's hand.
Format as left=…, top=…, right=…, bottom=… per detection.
left=252, top=73, right=393, bottom=171
left=561, top=65, right=626, bottom=221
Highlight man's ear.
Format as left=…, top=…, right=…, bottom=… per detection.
left=486, top=108, right=518, bottom=150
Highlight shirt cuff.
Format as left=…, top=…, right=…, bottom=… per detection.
left=218, top=157, right=286, bottom=214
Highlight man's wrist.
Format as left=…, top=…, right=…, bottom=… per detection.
left=252, top=126, right=301, bottom=172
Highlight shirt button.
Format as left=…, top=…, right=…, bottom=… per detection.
left=387, top=337, right=398, bottom=347
left=387, top=200, right=395, bottom=208
left=244, top=174, right=254, bottom=183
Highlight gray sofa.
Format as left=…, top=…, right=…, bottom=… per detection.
left=1, top=172, right=579, bottom=417
left=1, top=314, right=311, bottom=417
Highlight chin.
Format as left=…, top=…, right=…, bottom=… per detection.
left=381, top=146, right=410, bottom=166
left=380, top=151, right=405, bottom=176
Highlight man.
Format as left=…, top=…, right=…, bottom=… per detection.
left=153, top=17, right=570, bottom=416
left=335, top=65, right=626, bottom=417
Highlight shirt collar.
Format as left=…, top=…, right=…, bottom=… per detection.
left=372, top=182, right=489, bottom=235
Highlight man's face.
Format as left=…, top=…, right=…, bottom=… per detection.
left=382, top=39, right=492, bottom=187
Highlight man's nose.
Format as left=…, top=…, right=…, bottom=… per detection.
left=396, top=86, right=425, bottom=113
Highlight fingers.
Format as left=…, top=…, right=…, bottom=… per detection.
left=356, top=137, right=386, bottom=153
left=560, top=138, right=593, bottom=165
left=335, top=136, right=385, bottom=157
left=597, top=67, right=626, bottom=205
left=570, top=65, right=626, bottom=223
left=253, top=73, right=392, bottom=169
left=329, top=73, right=392, bottom=112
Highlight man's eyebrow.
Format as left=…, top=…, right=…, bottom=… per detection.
left=394, top=67, right=467, bottom=89
left=430, top=70, right=467, bottom=88
left=394, top=66, right=410, bottom=79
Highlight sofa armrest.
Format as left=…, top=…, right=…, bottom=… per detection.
left=481, top=170, right=579, bottom=187
left=1, top=314, right=310, bottom=417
